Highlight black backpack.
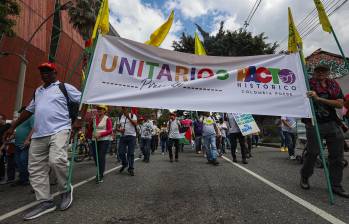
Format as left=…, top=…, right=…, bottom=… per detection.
left=33, top=82, right=79, bottom=123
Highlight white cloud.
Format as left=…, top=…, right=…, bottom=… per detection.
left=165, top=0, right=349, bottom=56
left=210, top=15, right=240, bottom=35
left=109, top=0, right=183, bottom=49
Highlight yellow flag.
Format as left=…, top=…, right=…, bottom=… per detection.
left=313, top=0, right=332, bottom=33
left=288, top=7, right=303, bottom=53
left=194, top=32, right=207, bottom=55
left=92, top=0, right=110, bottom=39
left=145, top=10, right=174, bottom=47
left=81, top=70, right=86, bottom=82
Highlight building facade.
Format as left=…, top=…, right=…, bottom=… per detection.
left=306, top=48, right=349, bottom=94
left=0, top=0, right=85, bottom=118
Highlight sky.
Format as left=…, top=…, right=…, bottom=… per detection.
left=108, top=0, right=349, bottom=57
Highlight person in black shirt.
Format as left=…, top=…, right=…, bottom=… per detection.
left=0, top=113, right=11, bottom=182
left=300, top=65, right=348, bottom=198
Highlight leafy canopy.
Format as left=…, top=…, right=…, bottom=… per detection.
left=0, top=0, right=20, bottom=37
left=173, top=22, right=278, bottom=56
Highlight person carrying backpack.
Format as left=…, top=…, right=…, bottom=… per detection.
left=116, top=107, right=138, bottom=176
left=4, top=62, right=82, bottom=220
left=202, top=112, right=220, bottom=165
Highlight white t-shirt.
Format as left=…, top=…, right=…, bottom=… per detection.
left=281, top=116, right=297, bottom=133
left=219, top=122, right=228, bottom=138
left=227, top=113, right=240, bottom=134
left=168, top=119, right=181, bottom=139
left=119, top=113, right=138, bottom=136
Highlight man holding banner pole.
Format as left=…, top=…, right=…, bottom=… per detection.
left=300, top=64, right=348, bottom=198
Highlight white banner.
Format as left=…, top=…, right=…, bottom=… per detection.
left=82, top=35, right=312, bottom=118
left=232, top=113, right=260, bottom=136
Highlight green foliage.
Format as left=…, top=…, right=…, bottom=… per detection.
left=138, top=108, right=156, bottom=119
left=68, top=0, right=101, bottom=40
left=0, top=0, right=20, bottom=37
left=158, top=109, right=170, bottom=126
left=173, top=22, right=278, bottom=56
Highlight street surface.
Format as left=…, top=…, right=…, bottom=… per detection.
left=0, top=146, right=348, bottom=224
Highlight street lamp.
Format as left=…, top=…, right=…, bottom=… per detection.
left=11, top=1, right=73, bottom=117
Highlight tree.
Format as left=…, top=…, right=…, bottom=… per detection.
left=68, top=0, right=101, bottom=40
left=0, top=0, right=20, bottom=38
left=173, top=22, right=278, bottom=56
left=158, top=109, right=170, bottom=126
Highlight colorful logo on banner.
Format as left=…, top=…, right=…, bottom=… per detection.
left=237, top=66, right=296, bottom=84
left=235, top=66, right=298, bottom=97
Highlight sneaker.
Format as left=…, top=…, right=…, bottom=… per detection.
left=97, top=178, right=104, bottom=184
left=289, top=155, right=296, bottom=160
left=285, top=147, right=288, bottom=152
left=300, top=176, right=310, bottom=190
left=138, top=154, right=142, bottom=158
left=23, top=201, right=56, bottom=220
left=128, top=169, right=135, bottom=176
left=280, top=147, right=285, bottom=152
left=242, top=159, right=248, bottom=164
left=119, top=166, right=127, bottom=173
left=59, top=184, right=73, bottom=210
left=161, top=152, right=165, bottom=155
left=332, top=186, right=349, bottom=198
left=212, top=160, right=219, bottom=166
left=232, top=157, right=237, bottom=163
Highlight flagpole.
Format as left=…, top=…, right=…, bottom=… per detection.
left=330, top=26, right=349, bottom=72
left=66, top=31, right=101, bottom=188
left=298, top=50, right=335, bottom=204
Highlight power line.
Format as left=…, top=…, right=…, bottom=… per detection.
left=301, top=0, right=348, bottom=40
left=243, top=0, right=262, bottom=29
left=278, top=0, right=347, bottom=51
left=278, top=0, right=333, bottom=47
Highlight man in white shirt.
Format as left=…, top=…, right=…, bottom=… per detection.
left=167, top=113, right=181, bottom=162
left=139, top=116, right=153, bottom=162
left=281, top=116, right=297, bottom=160
left=116, top=107, right=138, bottom=176
left=4, top=62, right=81, bottom=220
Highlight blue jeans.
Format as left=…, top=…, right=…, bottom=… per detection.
left=283, top=131, right=296, bottom=156
left=279, top=128, right=286, bottom=147
left=203, top=135, right=218, bottom=161
left=220, top=136, right=226, bottom=153
left=195, top=136, right=202, bottom=152
left=119, top=135, right=136, bottom=170
left=160, top=138, right=168, bottom=153
left=14, top=145, right=29, bottom=183
left=140, top=138, right=151, bottom=161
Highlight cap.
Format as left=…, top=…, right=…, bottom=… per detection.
left=38, top=62, right=57, bottom=72
left=314, top=64, right=330, bottom=72
left=96, top=105, right=108, bottom=111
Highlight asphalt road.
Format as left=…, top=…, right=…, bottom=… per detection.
left=0, top=146, right=348, bottom=224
